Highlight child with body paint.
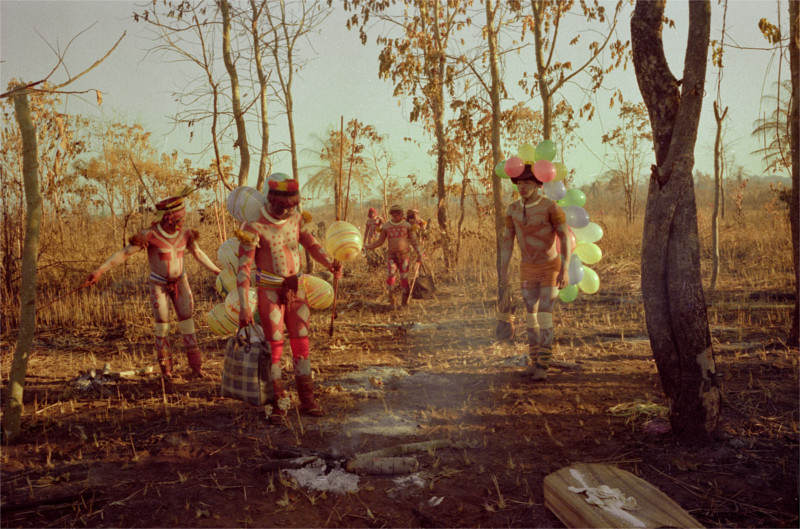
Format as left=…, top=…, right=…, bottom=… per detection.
left=363, top=204, right=424, bottom=306
left=498, top=165, right=571, bottom=380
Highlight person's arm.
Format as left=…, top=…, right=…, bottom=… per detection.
left=80, top=243, right=143, bottom=288
left=363, top=228, right=387, bottom=250
left=187, top=231, right=221, bottom=275
left=555, top=223, right=571, bottom=289
left=299, top=229, right=342, bottom=278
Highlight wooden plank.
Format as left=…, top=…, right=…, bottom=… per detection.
left=544, top=463, right=703, bottom=528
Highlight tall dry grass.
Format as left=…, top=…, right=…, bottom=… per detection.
left=0, top=181, right=794, bottom=338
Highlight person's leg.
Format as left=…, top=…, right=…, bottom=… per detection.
left=397, top=252, right=411, bottom=306
left=258, top=288, right=290, bottom=423
left=149, top=282, right=173, bottom=378
left=534, top=286, right=559, bottom=380
left=386, top=254, right=399, bottom=306
left=172, top=276, right=203, bottom=377
left=521, top=281, right=542, bottom=376
left=284, top=289, right=323, bottom=416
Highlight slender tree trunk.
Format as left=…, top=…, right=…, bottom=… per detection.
left=631, top=0, right=720, bottom=439
left=486, top=0, right=513, bottom=340
left=710, top=101, right=727, bottom=292
left=789, top=0, right=799, bottom=344
left=3, top=90, right=42, bottom=441
left=250, top=0, right=270, bottom=191
left=531, top=0, right=553, bottom=138
left=220, top=0, right=250, bottom=186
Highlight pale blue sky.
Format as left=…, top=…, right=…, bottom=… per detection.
left=0, top=0, right=791, bottom=192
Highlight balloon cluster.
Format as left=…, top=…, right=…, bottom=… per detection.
left=495, top=140, right=605, bottom=303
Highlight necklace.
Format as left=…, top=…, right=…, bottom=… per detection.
left=157, top=223, right=179, bottom=239
left=524, top=195, right=544, bottom=208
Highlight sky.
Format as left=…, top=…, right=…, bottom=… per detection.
left=0, top=0, right=792, bottom=194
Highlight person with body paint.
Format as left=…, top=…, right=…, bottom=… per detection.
left=363, top=204, right=424, bottom=307
left=363, top=207, right=384, bottom=267
left=498, top=164, right=571, bottom=381
left=235, top=173, right=342, bottom=424
left=81, top=192, right=221, bottom=380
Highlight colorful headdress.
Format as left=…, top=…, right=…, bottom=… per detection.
left=154, top=186, right=193, bottom=223
left=267, top=173, right=299, bottom=196
left=389, top=204, right=403, bottom=213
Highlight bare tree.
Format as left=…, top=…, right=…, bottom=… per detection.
left=710, top=101, right=728, bottom=292
left=1, top=32, right=124, bottom=441
left=631, top=0, right=720, bottom=439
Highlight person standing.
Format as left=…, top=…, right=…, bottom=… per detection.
left=363, top=207, right=384, bottom=267
left=363, top=204, right=424, bottom=306
left=235, top=174, right=342, bottom=424
left=82, top=192, right=221, bottom=380
left=498, top=165, right=570, bottom=381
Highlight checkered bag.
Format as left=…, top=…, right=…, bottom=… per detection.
left=220, top=327, right=274, bottom=406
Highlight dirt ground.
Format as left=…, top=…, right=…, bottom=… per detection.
left=1, top=271, right=798, bottom=528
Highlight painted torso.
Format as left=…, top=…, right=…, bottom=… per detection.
left=142, top=225, right=191, bottom=279
left=243, top=208, right=307, bottom=278
left=382, top=220, right=413, bottom=253
left=506, top=197, right=564, bottom=263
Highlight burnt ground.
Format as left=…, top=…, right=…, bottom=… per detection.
left=1, top=273, right=798, bottom=528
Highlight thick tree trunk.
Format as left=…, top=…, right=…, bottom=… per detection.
left=3, top=91, right=42, bottom=441
left=789, top=0, right=799, bottom=345
left=631, top=0, right=720, bottom=440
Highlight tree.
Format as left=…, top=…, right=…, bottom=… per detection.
left=631, top=0, right=720, bottom=439
left=1, top=32, right=124, bottom=441
left=789, top=0, right=799, bottom=344
left=710, top=101, right=728, bottom=292
left=600, top=101, right=652, bottom=224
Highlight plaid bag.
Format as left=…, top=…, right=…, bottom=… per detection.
left=220, top=328, right=274, bottom=406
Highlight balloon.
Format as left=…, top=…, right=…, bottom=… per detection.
left=578, top=267, right=600, bottom=294
left=495, top=161, right=509, bottom=179
left=303, top=275, right=334, bottom=309
left=504, top=156, right=525, bottom=179
left=573, top=222, right=604, bottom=244
left=535, top=139, right=557, bottom=162
left=564, top=206, right=590, bottom=228
left=512, top=184, right=518, bottom=193
left=207, top=303, right=238, bottom=336
left=563, top=188, right=586, bottom=208
left=224, top=287, right=258, bottom=323
left=554, top=227, right=577, bottom=254
left=533, top=160, right=556, bottom=183
left=217, top=238, right=240, bottom=271
left=553, top=162, right=568, bottom=181
left=543, top=180, right=566, bottom=200
left=558, top=284, right=579, bottom=303
left=518, top=143, right=537, bottom=164
left=568, top=255, right=584, bottom=285
left=574, top=242, right=603, bottom=265
left=215, top=267, right=237, bottom=296
left=227, top=186, right=264, bottom=223
left=325, top=221, right=363, bottom=261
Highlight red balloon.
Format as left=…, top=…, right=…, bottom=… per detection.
left=504, top=156, right=525, bottom=179
left=555, top=228, right=577, bottom=254
left=533, top=159, right=556, bottom=183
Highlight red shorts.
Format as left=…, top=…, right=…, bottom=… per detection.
left=520, top=257, right=561, bottom=288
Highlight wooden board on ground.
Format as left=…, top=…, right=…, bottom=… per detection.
left=544, top=463, right=703, bottom=528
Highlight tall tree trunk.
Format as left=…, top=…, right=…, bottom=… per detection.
left=3, top=90, right=42, bottom=441
left=486, top=0, right=513, bottom=340
left=250, top=0, right=270, bottom=191
left=631, top=0, right=720, bottom=440
left=789, top=0, right=799, bottom=344
left=531, top=0, right=553, bottom=138
left=220, top=0, right=250, bottom=186
left=710, top=101, right=727, bottom=292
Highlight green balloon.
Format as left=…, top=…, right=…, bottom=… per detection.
left=495, top=161, right=509, bottom=179
left=558, top=284, right=579, bottom=303
left=573, top=222, right=604, bottom=244
left=578, top=267, right=600, bottom=294
left=563, top=188, right=586, bottom=208
left=535, top=139, right=557, bottom=162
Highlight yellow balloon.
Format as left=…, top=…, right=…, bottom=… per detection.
left=207, top=303, right=238, bottom=336
left=325, top=221, right=363, bottom=261
left=517, top=143, right=537, bottom=164
left=215, top=267, right=237, bottom=296
left=578, top=267, right=600, bottom=294
left=224, top=288, right=258, bottom=323
left=303, top=275, right=334, bottom=309
left=552, top=162, right=568, bottom=181
left=574, top=242, right=603, bottom=265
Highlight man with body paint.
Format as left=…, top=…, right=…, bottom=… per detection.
left=235, top=173, right=342, bottom=424
left=82, top=193, right=221, bottom=379
left=363, top=204, right=424, bottom=307
left=498, top=164, right=571, bottom=380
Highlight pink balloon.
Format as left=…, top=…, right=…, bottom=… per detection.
left=504, top=156, right=525, bottom=179
left=533, top=160, right=556, bottom=183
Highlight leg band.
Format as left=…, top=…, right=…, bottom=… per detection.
left=178, top=318, right=195, bottom=335
left=154, top=322, right=170, bottom=337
